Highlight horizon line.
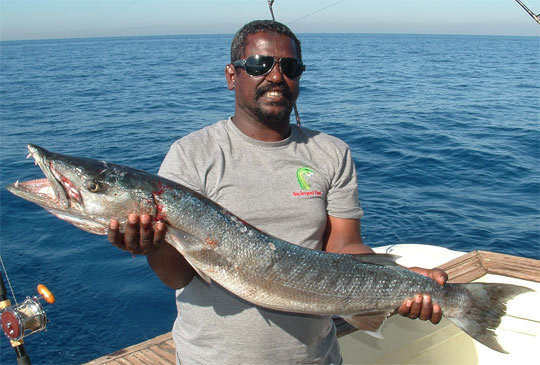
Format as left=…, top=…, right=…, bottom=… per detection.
left=2, top=30, right=538, bottom=43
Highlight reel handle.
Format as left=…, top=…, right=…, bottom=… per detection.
left=37, top=284, right=55, bottom=304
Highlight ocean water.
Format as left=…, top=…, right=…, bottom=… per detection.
left=0, top=33, right=538, bottom=364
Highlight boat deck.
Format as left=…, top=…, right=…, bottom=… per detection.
left=87, top=250, right=540, bottom=365
left=87, top=332, right=175, bottom=365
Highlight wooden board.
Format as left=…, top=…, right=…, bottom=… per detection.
left=87, top=333, right=175, bottom=365
left=439, top=250, right=540, bottom=283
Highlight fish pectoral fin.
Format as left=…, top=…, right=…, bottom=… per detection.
left=349, top=253, right=400, bottom=266
left=166, top=227, right=204, bottom=253
left=342, top=311, right=392, bottom=339
left=166, top=227, right=212, bottom=284
left=191, top=265, right=212, bottom=284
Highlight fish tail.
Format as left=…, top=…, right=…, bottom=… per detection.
left=444, top=282, right=532, bottom=353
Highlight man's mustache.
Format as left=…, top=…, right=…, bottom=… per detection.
left=255, top=84, right=292, bottom=100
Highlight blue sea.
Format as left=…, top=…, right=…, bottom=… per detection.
left=0, top=33, right=538, bottom=364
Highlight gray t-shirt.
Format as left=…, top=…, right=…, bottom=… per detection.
left=159, top=118, right=363, bottom=364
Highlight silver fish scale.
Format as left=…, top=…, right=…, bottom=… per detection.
left=163, top=189, right=445, bottom=315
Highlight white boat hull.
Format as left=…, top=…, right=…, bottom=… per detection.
left=339, top=244, right=540, bottom=364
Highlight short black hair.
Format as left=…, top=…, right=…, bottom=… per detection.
left=230, top=20, right=302, bottom=63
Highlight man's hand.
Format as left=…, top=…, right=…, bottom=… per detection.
left=397, top=267, right=448, bottom=324
left=108, top=213, right=166, bottom=255
left=108, top=213, right=195, bottom=289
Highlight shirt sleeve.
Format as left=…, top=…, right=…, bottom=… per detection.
left=158, top=139, right=205, bottom=195
left=326, top=146, right=364, bottom=220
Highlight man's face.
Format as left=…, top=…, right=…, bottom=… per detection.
left=230, top=31, right=301, bottom=125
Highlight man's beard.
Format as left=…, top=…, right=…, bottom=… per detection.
left=252, top=84, right=294, bottom=125
left=252, top=101, right=292, bottom=125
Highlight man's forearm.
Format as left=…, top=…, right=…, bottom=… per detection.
left=147, top=242, right=195, bottom=289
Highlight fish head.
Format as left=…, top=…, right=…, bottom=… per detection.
left=6, top=144, right=158, bottom=234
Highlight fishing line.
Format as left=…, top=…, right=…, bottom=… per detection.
left=266, top=0, right=303, bottom=126
left=0, top=255, right=18, bottom=307
left=287, top=0, right=346, bottom=25
left=95, top=0, right=142, bottom=25
left=266, top=1, right=349, bottom=125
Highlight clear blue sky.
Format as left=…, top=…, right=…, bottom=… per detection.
left=1, top=0, right=539, bottom=41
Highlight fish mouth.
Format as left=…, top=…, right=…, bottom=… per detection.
left=7, top=144, right=77, bottom=210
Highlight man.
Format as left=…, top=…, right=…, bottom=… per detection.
left=108, top=20, right=447, bottom=364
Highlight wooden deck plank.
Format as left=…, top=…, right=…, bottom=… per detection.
left=88, top=333, right=174, bottom=364
left=124, top=354, right=149, bottom=365
left=147, top=344, right=176, bottom=363
left=114, top=358, right=132, bottom=365
left=134, top=348, right=163, bottom=364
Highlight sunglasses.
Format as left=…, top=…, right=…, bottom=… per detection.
left=232, top=55, right=306, bottom=80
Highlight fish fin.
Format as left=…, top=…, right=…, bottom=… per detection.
left=166, top=226, right=204, bottom=253
left=349, top=253, right=400, bottom=266
left=192, top=266, right=212, bottom=284
left=444, top=282, right=533, bottom=354
left=165, top=227, right=212, bottom=284
left=342, top=311, right=392, bottom=339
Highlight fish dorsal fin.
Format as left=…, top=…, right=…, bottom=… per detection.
left=342, top=310, right=393, bottom=339
left=349, top=253, right=400, bottom=266
left=166, top=226, right=212, bottom=284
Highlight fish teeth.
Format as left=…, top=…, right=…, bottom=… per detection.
left=14, top=180, right=19, bottom=187
left=26, top=152, right=38, bottom=165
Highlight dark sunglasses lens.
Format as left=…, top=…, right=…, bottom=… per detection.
left=280, top=58, right=305, bottom=79
left=245, top=56, right=275, bottom=76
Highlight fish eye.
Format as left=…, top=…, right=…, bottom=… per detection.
left=86, top=180, right=102, bottom=193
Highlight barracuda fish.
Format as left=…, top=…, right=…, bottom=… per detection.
left=7, top=144, right=532, bottom=354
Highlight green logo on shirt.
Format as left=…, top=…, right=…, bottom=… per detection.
left=296, top=167, right=314, bottom=190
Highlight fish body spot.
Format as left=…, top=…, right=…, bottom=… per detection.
left=205, top=237, right=219, bottom=249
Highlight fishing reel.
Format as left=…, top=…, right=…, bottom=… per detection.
left=0, top=284, right=55, bottom=342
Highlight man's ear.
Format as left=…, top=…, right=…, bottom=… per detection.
left=225, top=64, right=236, bottom=90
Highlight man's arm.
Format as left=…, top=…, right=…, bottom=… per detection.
left=322, top=215, right=372, bottom=254
left=323, top=215, right=447, bottom=324
left=108, top=214, right=195, bottom=289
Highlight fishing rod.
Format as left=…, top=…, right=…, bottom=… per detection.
left=514, top=0, right=540, bottom=25
left=267, top=0, right=276, bottom=22
left=0, top=257, right=55, bottom=365
left=267, top=0, right=303, bottom=127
